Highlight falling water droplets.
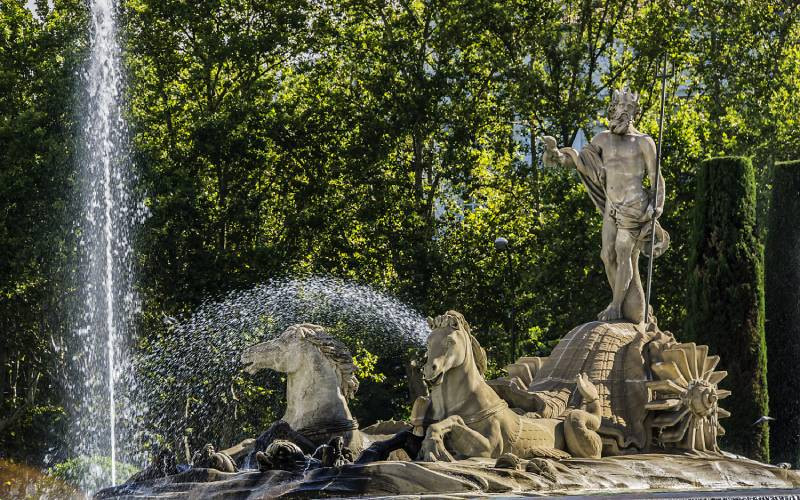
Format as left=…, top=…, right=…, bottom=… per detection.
left=66, top=0, right=143, bottom=493
left=130, top=277, right=429, bottom=463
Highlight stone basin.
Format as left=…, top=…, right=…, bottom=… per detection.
left=96, top=453, right=800, bottom=499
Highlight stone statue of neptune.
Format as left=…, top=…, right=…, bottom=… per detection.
left=542, top=88, right=669, bottom=324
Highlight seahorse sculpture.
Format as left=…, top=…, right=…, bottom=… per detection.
left=417, top=311, right=603, bottom=461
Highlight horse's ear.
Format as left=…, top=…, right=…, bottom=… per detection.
left=426, top=316, right=434, bottom=329
left=309, top=324, right=326, bottom=335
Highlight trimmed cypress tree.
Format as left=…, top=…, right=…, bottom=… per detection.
left=766, top=160, right=800, bottom=467
left=686, top=156, right=769, bottom=461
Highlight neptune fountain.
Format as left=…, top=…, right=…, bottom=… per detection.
left=97, top=310, right=799, bottom=498
left=94, top=88, right=799, bottom=498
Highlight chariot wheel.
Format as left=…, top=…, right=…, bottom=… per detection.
left=646, top=342, right=730, bottom=452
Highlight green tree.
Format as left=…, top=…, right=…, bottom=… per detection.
left=765, top=160, right=800, bottom=467
left=0, top=0, right=87, bottom=465
left=686, top=156, right=768, bottom=461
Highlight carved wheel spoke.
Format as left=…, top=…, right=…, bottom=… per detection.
left=702, top=355, right=720, bottom=378
left=645, top=398, right=682, bottom=411
left=651, top=363, right=688, bottom=388
left=706, top=371, right=727, bottom=385
left=646, top=378, right=684, bottom=395
left=648, top=343, right=728, bottom=453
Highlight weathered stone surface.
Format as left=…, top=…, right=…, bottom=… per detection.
left=99, top=316, right=794, bottom=498
left=490, top=321, right=654, bottom=451
left=96, top=454, right=800, bottom=498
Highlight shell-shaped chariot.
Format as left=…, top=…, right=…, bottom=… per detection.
left=488, top=321, right=729, bottom=455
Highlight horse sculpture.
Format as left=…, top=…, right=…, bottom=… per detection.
left=241, top=324, right=405, bottom=459
left=418, top=311, right=603, bottom=461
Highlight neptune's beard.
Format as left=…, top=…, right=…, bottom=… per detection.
left=610, top=113, right=631, bottom=135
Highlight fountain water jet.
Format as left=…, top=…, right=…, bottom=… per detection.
left=69, top=0, right=140, bottom=491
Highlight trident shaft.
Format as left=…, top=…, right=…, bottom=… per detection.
left=644, top=52, right=670, bottom=325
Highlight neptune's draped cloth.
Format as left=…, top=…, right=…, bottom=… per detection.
left=563, top=143, right=669, bottom=259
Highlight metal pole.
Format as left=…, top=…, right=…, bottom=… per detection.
left=507, top=251, right=517, bottom=362
left=645, top=52, right=669, bottom=325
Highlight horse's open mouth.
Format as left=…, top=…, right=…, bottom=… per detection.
left=425, top=371, right=444, bottom=387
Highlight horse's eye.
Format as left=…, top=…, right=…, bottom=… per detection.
left=447, top=337, right=456, bottom=345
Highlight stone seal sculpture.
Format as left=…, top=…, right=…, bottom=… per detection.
left=417, top=311, right=604, bottom=460
left=255, top=440, right=307, bottom=472
left=542, top=88, right=669, bottom=324
left=314, top=436, right=354, bottom=468
left=190, top=443, right=237, bottom=473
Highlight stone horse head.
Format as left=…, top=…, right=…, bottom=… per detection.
left=423, top=311, right=487, bottom=387
left=241, top=323, right=359, bottom=400
left=241, top=324, right=368, bottom=455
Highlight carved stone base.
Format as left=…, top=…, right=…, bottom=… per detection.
left=96, top=453, right=800, bottom=498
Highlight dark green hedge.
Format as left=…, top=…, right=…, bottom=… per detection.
left=766, top=159, right=800, bottom=466
left=686, top=156, right=769, bottom=461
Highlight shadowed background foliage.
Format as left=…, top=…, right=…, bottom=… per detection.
left=1, top=0, right=800, bottom=475
left=765, top=160, right=800, bottom=466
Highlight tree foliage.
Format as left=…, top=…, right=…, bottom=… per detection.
left=686, top=157, right=769, bottom=461
left=2, top=0, right=800, bottom=468
left=0, top=0, right=87, bottom=465
left=765, top=160, right=800, bottom=467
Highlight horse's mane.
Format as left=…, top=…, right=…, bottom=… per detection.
left=427, top=311, right=487, bottom=376
left=289, top=324, right=360, bottom=399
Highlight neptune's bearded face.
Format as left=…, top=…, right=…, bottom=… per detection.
left=609, top=101, right=637, bottom=135
left=608, top=89, right=640, bottom=135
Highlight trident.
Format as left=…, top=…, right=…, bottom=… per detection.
left=644, top=52, right=671, bottom=326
